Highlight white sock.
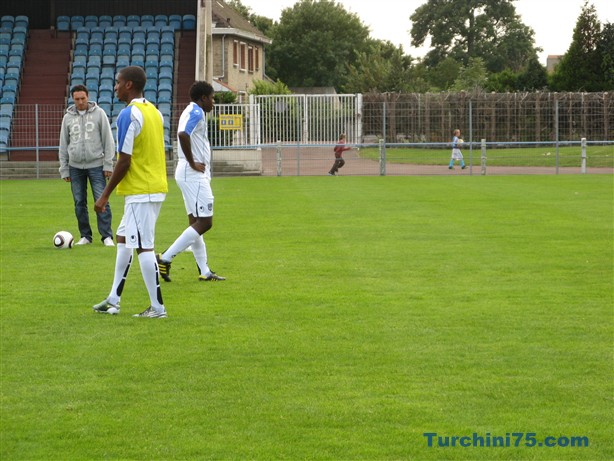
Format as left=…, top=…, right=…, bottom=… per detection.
left=191, top=235, right=210, bottom=276
left=108, top=243, right=132, bottom=305
left=162, top=226, right=200, bottom=262
left=138, top=251, right=165, bottom=311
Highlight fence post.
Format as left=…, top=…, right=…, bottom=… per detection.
left=555, top=99, right=560, bottom=175
left=480, top=139, right=487, bottom=175
left=581, top=137, right=587, bottom=174
left=276, top=140, right=282, bottom=176
left=379, top=139, right=386, bottom=176
left=35, top=104, right=40, bottom=179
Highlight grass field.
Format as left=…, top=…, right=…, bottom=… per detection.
left=360, top=145, right=614, bottom=168
left=1, top=175, right=612, bottom=460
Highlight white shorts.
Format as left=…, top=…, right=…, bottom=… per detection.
left=116, top=201, right=163, bottom=249
left=451, top=148, right=464, bottom=160
left=177, top=178, right=214, bottom=217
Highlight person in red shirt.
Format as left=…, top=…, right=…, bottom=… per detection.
left=328, top=133, right=350, bottom=176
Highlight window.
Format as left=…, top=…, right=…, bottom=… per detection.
left=239, top=43, right=246, bottom=71
left=248, top=46, right=254, bottom=72
left=232, top=41, right=238, bottom=66
left=255, top=46, right=260, bottom=71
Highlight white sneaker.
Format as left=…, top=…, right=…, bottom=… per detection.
left=103, top=237, right=115, bottom=247
left=133, top=306, right=168, bottom=318
left=75, top=237, right=91, bottom=245
left=93, top=299, right=120, bottom=314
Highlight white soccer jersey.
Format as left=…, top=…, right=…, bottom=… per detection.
left=176, top=101, right=211, bottom=181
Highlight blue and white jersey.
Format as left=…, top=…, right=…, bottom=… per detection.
left=177, top=101, right=211, bottom=181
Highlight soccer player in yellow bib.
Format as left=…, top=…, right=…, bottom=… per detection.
left=92, top=66, right=169, bottom=318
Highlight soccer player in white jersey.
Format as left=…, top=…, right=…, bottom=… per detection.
left=157, top=81, right=225, bottom=283
left=92, top=66, right=169, bottom=318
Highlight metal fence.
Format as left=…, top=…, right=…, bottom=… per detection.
left=1, top=92, right=612, bottom=178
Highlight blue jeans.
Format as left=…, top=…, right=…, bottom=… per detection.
left=69, top=166, right=113, bottom=242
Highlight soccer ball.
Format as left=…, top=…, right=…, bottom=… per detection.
left=53, top=231, right=74, bottom=249
left=458, top=139, right=464, bottom=144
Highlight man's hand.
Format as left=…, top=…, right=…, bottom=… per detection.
left=104, top=170, right=112, bottom=179
left=190, top=162, right=206, bottom=173
left=95, top=196, right=109, bottom=213
left=63, top=177, right=71, bottom=182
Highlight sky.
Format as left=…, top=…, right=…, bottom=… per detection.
left=237, top=0, right=614, bottom=65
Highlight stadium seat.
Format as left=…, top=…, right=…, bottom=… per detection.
left=113, top=16, right=127, bottom=27
left=141, top=15, right=155, bottom=27
left=57, top=16, right=70, bottom=32
left=144, top=90, right=157, bottom=103
left=145, top=68, right=158, bottom=80
left=105, top=28, right=118, bottom=42
left=157, top=90, right=171, bottom=104
left=98, top=102, right=112, bottom=116
left=127, top=15, right=140, bottom=27
left=84, top=15, right=98, bottom=28
left=160, top=35, right=174, bottom=46
left=117, top=44, right=131, bottom=56
left=0, top=16, right=15, bottom=29
left=99, top=16, right=112, bottom=28
left=130, top=57, right=144, bottom=68
left=155, top=15, right=168, bottom=27
left=70, top=16, right=84, bottom=30
left=168, top=15, right=182, bottom=31
left=118, top=35, right=131, bottom=47
left=12, top=28, right=27, bottom=43
left=159, top=67, right=173, bottom=79
left=182, top=15, right=196, bottom=30
left=14, top=16, right=28, bottom=28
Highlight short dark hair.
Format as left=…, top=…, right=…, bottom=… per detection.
left=189, top=81, right=214, bottom=102
left=119, top=66, right=146, bottom=92
left=70, top=84, right=88, bottom=96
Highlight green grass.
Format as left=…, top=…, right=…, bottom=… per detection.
left=1, top=176, right=612, bottom=460
left=360, top=145, right=614, bottom=168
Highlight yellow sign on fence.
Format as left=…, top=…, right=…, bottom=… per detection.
left=219, top=114, right=243, bottom=130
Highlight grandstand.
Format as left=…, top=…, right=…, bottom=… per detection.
left=0, top=0, right=198, bottom=161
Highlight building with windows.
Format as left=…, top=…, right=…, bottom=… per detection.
left=211, top=0, right=272, bottom=97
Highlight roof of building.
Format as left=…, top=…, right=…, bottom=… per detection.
left=212, top=0, right=272, bottom=45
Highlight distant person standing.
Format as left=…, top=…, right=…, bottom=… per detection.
left=59, top=84, right=115, bottom=246
left=328, top=133, right=350, bottom=176
left=448, top=128, right=466, bottom=170
left=92, top=66, right=169, bottom=318
left=157, top=81, right=225, bottom=283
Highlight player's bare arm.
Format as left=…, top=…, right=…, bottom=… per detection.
left=94, top=153, right=131, bottom=213
left=178, top=131, right=205, bottom=173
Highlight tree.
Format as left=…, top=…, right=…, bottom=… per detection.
left=248, top=79, right=292, bottom=95
left=597, top=22, right=614, bottom=89
left=410, top=0, right=539, bottom=73
left=451, top=57, right=488, bottom=91
left=345, top=40, right=423, bottom=93
left=550, top=2, right=602, bottom=91
left=267, top=0, right=370, bottom=89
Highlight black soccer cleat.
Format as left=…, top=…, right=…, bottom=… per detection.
left=156, top=253, right=172, bottom=282
left=198, top=272, right=226, bottom=282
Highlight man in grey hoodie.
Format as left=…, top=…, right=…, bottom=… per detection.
left=59, top=85, right=115, bottom=246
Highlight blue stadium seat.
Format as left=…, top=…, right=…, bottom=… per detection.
left=75, top=36, right=88, bottom=47
left=130, top=57, right=144, bottom=68
left=141, top=15, right=154, bottom=28
left=145, top=68, right=158, bottom=80
left=144, top=80, right=157, bottom=92
left=155, top=15, right=168, bottom=27
left=105, top=28, right=118, bottom=42
left=14, top=16, right=28, bottom=28
left=99, top=77, right=114, bottom=90
left=132, top=35, right=145, bottom=47
left=101, top=67, right=115, bottom=78
left=70, top=16, right=84, bottom=30
left=99, top=16, right=112, bottom=28
left=159, top=67, right=173, bottom=79
left=160, top=35, right=174, bottom=46
left=145, top=59, right=158, bottom=70
left=1, top=16, right=15, bottom=29
left=118, top=35, right=131, bottom=47
left=182, top=15, right=196, bottom=30
left=74, top=45, right=88, bottom=57
left=116, top=56, right=129, bottom=67
left=113, top=16, right=127, bottom=27
left=144, top=90, right=157, bottom=103
left=97, top=92, right=113, bottom=105
left=168, top=15, right=182, bottom=31
left=157, top=90, right=171, bottom=104
left=57, top=16, right=70, bottom=32
left=102, top=54, right=115, bottom=67
left=158, top=103, right=171, bottom=118
left=117, top=44, right=131, bottom=56
left=88, top=46, right=102, bottom=57
left=84, top=15, right=98, bottom=28
left=12, top=28, right=27, bottom=44
left=98, top=102, right=112, bottom=116
left=127, top=15, right=140, bottom=27
left=146, top=43, right=160, bottom=55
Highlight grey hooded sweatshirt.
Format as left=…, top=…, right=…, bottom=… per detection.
left=58, top=101, right=115, bottom=179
